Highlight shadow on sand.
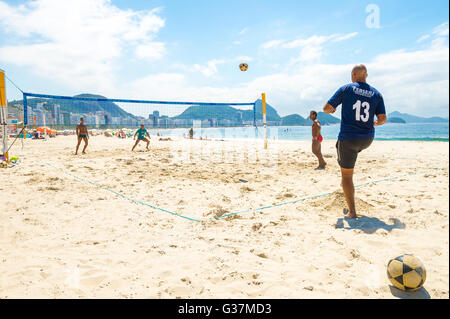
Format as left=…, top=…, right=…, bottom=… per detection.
left=389, top=285, right=431, bottom=299
left=335, top=216, right=406, bottom=234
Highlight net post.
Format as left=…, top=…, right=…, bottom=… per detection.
left=0, top=69, right=9, bottom=163
left=262, top=93, right=267, bottom=149
left=23, top=93, right=28, bottom=139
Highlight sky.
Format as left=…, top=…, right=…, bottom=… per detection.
left=0, top=0, right=449, bottom=118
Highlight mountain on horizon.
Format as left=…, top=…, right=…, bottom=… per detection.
left=280, top=114, right=307, bottom=125
left=387, top=117, right=406, bottom=123
left=388, top=111, right=448, bottom=123
left=173, top=104, right=254, bottom=121
left=173, top=99, right=282, bottom=123
left=280, top=112, right=341, bottom=126
left=254, top=99, right=281, bottom=121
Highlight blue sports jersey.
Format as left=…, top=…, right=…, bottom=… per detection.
left=328, top=82, right=386, bottom=140
left=136, top=128, right=148, bottom=139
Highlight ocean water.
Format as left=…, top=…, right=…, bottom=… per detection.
left=151, top=122, right=449, bottom=142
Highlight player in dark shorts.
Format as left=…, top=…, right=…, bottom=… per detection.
left=310, top=111, right=326, bottom=170
left=132, top=124, right=150, bottom=151
left=75, top=117, right=89, bottom=155
left=323, top=64, right=387, bottom=218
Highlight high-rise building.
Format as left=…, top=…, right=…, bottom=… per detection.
left=62, top=112, right=70, bottom=125
left=235, top=111, right=243, bottom=125
left=158, top=116, right=169, bottom=128
left=52, top=104, right=60, bottom=124
left=148, top=114, right=157, bottom=127
left=207, top=118, right=218, bottom=127
left=94, top=111, right=111, bottom=126
left=33, top=109, right=44, bottom=126
left=27, top=106, right=33, bottom=125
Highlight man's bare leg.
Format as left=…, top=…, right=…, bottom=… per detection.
left=341, top=167, right=357, bottom=218
left=82, top=137, right=88, bottom=154
left=132, top=140, right=140, bottom=151
left=312, top=141, right=326, bottom=169
left=75, top=137, right=82, bottom=155
left=146, top=140, right=150, bottom=150
left=317, top=143, right=326, bottom=168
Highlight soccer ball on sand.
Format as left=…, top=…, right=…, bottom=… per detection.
left=387, top=254, right=426, bottom=291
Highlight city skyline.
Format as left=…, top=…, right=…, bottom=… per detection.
left=7, top=100, right=258, bottom=129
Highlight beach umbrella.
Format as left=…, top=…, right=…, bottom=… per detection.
left=36, top=127, right=53, bottom=134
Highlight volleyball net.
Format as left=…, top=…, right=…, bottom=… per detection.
left=2, top=69, right=271, bottom=156
left=7, top=92, right=260, bottom=132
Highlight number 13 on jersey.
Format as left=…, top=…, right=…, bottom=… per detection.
left=353, top=100, right=370, bottom=122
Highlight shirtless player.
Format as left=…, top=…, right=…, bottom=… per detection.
left=310, top=111, right=326, bottom=170
left=75, top=117, right=89, bottom=155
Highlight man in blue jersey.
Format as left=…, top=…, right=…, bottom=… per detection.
left=323, top=65, right=387, bottom=219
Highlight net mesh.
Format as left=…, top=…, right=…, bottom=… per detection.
left=9, top=93, right=257, bottom=132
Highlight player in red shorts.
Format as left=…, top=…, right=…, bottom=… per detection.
left=310, top=111, right=326, bottom=170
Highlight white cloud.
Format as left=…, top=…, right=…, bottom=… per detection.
left=0, top=0, right=166, bottom=91
left=433, top=22, right=449, bottom=37
left=260, top=37, right=448, bottom=116
left=368, top=25, right=449, bottom=116
left=235, top=56, right=253, bottom=62
left=417, top=22, right=448, bottom=44
left=261, top=39, right=285, bottom=49
left=261, top=32, right=358, bottom=64
left=261, top=32, right=358, bottom=50
left=135, top=42, right=166, bottom=60
left=282, top=35, right=331, bottom=49
left=191, top=59, right=226, bottom=78
left=239, top=27, right=248, bottom=35
left=332, top=32, right=358, bottom=42
left=417, top=34, right=430, bottom=43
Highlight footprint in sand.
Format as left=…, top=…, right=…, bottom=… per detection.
left=250, top=249, right=269, bottom=259
left=252, top=223, right=263, bottom=231
left=349, top=249, right=361, bottom=259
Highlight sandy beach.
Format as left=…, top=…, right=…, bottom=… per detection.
left=0, top=135, right=448, bottom=299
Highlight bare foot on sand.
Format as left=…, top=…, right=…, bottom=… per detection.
left=343, top=208, right=357, bottom=219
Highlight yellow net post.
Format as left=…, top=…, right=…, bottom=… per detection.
left=262, top=93, right=267, bottom=149
left=0, top=69, right=9, bottom=163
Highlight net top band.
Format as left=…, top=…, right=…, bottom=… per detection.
left=23, top=92, right=255, bottom=106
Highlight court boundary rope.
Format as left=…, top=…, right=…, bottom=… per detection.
left=45, top=161, right=447, bottom=223
left=212, top=166, right=448, bottom=220
left=45, top=162, right=201, bottom=222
